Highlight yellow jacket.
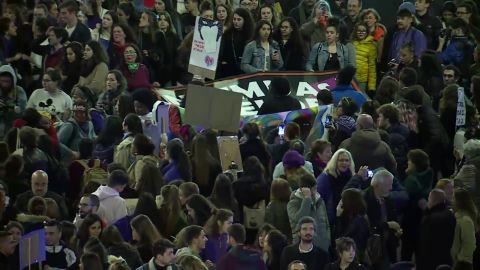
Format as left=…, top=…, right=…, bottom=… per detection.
left=353, top=36, right=377, bottom=90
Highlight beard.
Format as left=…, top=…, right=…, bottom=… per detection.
left=301, top=235, right=313, bottom=243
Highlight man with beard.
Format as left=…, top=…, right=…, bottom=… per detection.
left=289, top=0, right=316, bottom=26
left=280, top=216, right=330, bottom=270
left=73, top=194, right=103, bottom=229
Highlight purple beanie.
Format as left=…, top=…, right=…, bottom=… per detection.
left=282, top=150, right=305, bottom=169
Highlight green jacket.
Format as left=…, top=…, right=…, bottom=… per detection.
left=403, top=168, right=433, bottom=201
left=451, top=212, right=477, bottom=264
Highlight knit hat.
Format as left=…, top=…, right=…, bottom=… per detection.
left=398, top=2, right=416, bottom=16
left=282, top=150, right=305, bottom=169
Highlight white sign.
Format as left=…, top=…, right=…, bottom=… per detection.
left=456, top=87, right=466, bottom=127
left=188, top=16, right=223, bottom=79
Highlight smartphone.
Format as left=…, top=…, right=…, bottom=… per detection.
left=278, top=124, right=285, bottom=136
left=325, top=115, right=332, bottom=125
left=368, top=170, right=373, bottom=178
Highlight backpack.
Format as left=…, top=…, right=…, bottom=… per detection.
left=243, top=200, right=265, bottom=229
left=78, top=159, right=108, bottom=186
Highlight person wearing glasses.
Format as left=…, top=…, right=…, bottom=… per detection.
left=119, top=44, right=151, bottom=92
left=351, top=22, right=377, bottom=97
left=455, top=1, right=480, bottom=43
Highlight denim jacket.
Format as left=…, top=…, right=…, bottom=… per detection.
left=306, top=42, right=356, bottom=71
left=241, top=40, right=283, bottom=73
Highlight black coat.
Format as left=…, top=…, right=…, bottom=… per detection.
left=68, top=22, right=91, bottom=44
left=258, top=95, right=302, bottom=115
left=240, top=139, right=271, bottom=176
left=417, top=203, right=456, bottom=270
left=323, top=260, right=367, bottom=270
left=217, top=30, right=249, bottom=79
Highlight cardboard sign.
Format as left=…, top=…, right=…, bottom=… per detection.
left=184, top=84, right=242, bottom=132
left=188, top=16, right=223, bottom=79
left=217, top=136, right=243, bottom=171
left=19, top=229, right=46, bottom=269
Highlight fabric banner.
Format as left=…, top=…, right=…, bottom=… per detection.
left=188, top=16, right=223, bottom=79
left=158, top=71, right=341, bottom=117
left=19, top=229, right=46, bottom=269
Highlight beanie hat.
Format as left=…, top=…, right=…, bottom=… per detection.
left=398, top=2, right=416, bottom=16
left=282, top=150, right=305, bottom=169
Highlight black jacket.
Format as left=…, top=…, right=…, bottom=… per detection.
left=68, top=22, right=91, bottom=44
left=417, top=203, right=456, bottom=270
left=217, top=30, right=249, bottom=79
left=280, top=243, right=330, bottom=270
left=257, top=95, right=302, bottom=115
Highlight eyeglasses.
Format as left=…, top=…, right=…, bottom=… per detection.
left=42, top=79, right=52, bottom=83
left=124, top=50, right=137, bottom=55
left=456, top=11, right=470, bottom=15
left=357, top=30, right=367, bottom=33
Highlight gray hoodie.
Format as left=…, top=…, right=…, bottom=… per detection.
left=0, top=64, right=27, bottom=136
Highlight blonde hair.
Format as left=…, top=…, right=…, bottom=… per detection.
left=323, top=148, right=355, bottom=177
left=176, top=254, right=208, bottom=270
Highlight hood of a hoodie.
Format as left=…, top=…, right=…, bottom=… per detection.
left=0, top=64, right=17, bottom=87
left=350, top=129, right=382, bottom=148
left=291, top=188, right=321, bottom=203
left=229, top=245, right=263, bottom=263
left=93, top=185, right=120, bottom=201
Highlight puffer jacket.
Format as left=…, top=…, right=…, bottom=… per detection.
left=353, top=36, right=377, bottom=90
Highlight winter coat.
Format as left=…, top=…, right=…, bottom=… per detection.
left=455, top=155, right=480, bottom=207
left=233, top=175, right=268, bottom=222
left=395, top=85, right=432, bottom=107
left=287, top=189, right=330, bottom=252
left=316, top=171, right=352, bottom=224
left=15, top=191, right=69, bottom=220
left=57, top=120, right=96, bottom=151
left=92, top=185, right=128, bottom=224
left=216, top=245, right=266, bottom=270
left=334, top=215, right=370, bottom=258
left=265, top=200, right=292, bottom=242
left=114, top=135, right=135, bottom=171
left=340, top=129, right=397, bottom=174
left=257, top=95, right=302, bottom=115
left=217, top=30, right=249, bottom=79
left=241, top=40, right=284, bottom=73
left=383, top=123, right=410, bottom=179
left=417, top=203, right=456, bottom=270
left=0, top=65, right=27, bottom=137
left=331, top=84, right=367, bottom=112
left=403, top=169, right=433, bottom=202
left=353, top=36, right=377, bottom=90
left=451, top=211, right=477, bottom=265
left=306, top=42, right=356, bottom=71
left=75, top=62, right=109, bottom=96
left=128, top=154, right=160, bottom=189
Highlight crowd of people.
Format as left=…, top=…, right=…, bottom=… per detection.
left=0, top=0, right=480, bottom=270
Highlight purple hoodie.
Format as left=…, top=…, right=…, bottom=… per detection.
left=201, top=233, right=229, bottom=264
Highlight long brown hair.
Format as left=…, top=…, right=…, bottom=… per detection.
left=160, top=185, right=183, bottom=235
left=191, top=134, right=218, bottom=187
left=453, top=188, right=479, bottom=231
left=204, top=208, right=233, bottom=236
left=130, top=214, right=162, bottom=247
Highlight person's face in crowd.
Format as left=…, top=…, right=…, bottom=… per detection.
left=219, top=216, right=233, bottom=234
left=156, top=248, right=176, bottom=266
left=355, top=25, right=368, bottom=40
left=240, top=0, right=252, bottom=10
left=7, top=227, right=22, bottom=245
left=289, top=262, right=306, bottom=270
left=158, top=15, right=170, bottom=32
left=32, top=174, right=48, bottom=197
left=336, top=153, right=351, bottom=172
left=117, top=9, right=129, bottom=24
left=106, top=73, right=119, bottom=91
left=47, top=30, right=60, bottom=46
left=250, top=0, right=259, bottom=10
left=7, top=21, right=17, bottom=37
left=262, top=233, right=271, bottom=253
left=133, top=100, right=149, bottom=116
left=186, top=204, right=196, bottom=223
left=3, top=8, right=16, bottom=21
left=303, top=0, right=315, bottom=8
left=442, top=10, right=454, bottom=22
left=42, top=74, right=58, bottom=93
left=318, top=145, right=332, bottom=163
left=232, top=13, right=245, bottom=30
left=299, top=222, right=314, bottom=243
left=77, top=12, right=88, bottom=25
left=66, top=47, right=77, bottom=63
left=376, top=177, right=393, bottom=198
left=88, top=221, right=102, bottom=238
left=178, top=189, right=188, bottom=205
left=33, top=7, right=47, bottom=19
left=59, top=8, right=74, bottom=25
left=50, top=4, right=59, bottom=18
left=139, top=12, right=150, bottom=28
left=442, top=181, right=454, bottom=202
left=155, top=0, right=166, bottom=13
left=201, top=9, right=215, bottom=20
left=406, top=159, right=416, bottom=174
left=363, top=12, right=376, bottom=30
left=0, top=235, right=16, bottom=256
left=216, top=0, right=227, bottom=5
left=456, top=7, right=471, bottom=23
left=0, top=75, right=13, bottom=93
left=326, top=26, right=338, bottom=44
left=185, top=0, right=198, bottom=13
left=377, top=113, right=389, bottom=129
left=45, top=226, right=61, bottom=246
left=132, top=228, right=139, bottom=241
left=415, top=0, right=429, bottom=14
left=397, top=15, right=413, bottom=30
left=443, top=69, right=457, bottom=85
left=280, top=20, right=293, bottom=38
left=124, top=46, right=138, bottom=64
left=452, top=27, right=466, bottom=37
left=399, top=47, right=414, bottom=65
left=102, top=14, right=114, bottom=29
left=216, top=6, right=228, bottom=21
left=78, top=196, right=96, bottom=218
left=193, top=230, right=207, bottom=249
left=261, top=7, right=273, bottom=23
left=73, top=107, right=88, bottom=123
left=347, top=0, right=361, bottom=18
left=340, top=245, right=356, bottom=265
left=71, top=87, right=88, bottom=103
left=258, top=23, right=272, bottom=41
left=83, top=44, right=94, bottom=60
left=112, top=26, right=127, bottom=44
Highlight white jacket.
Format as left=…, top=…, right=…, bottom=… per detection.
left=93, top=185, right=127, bottom=224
